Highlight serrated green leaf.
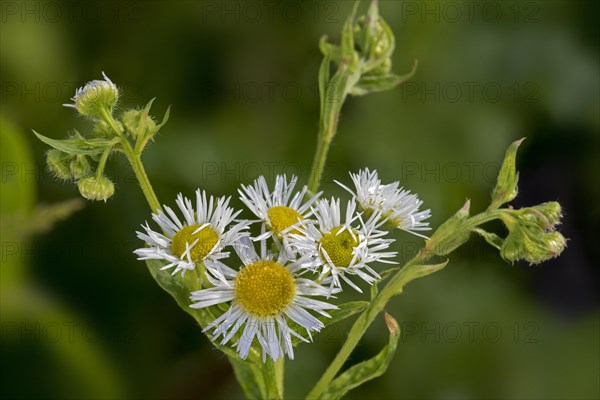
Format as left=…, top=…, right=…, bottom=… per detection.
left=33, top=130, right=108, bottom=155
left=320, top=313, right=400, bottom=400
left=474, top=228, right=504, bottom=251
left=490, top=138, right=525, bottom=209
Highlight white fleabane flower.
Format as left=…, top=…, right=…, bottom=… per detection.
left=239, top=174, right=321, bottom=243
left=190, top=237, right=337, bottom=362
left=64, top=71, right=119, bottom=117
left=134, top=189, right=250, bottom=279
left=337, top=168, right=431, bottom=238
left=290, top=198, right=397, bottom=293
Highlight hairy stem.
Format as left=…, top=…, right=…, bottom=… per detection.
left=122, top=141, right=161, bottom=213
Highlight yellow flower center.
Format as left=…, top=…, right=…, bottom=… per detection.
left=235, top=260, right=296, bottom=318
left=170, top=224, right=219, bottom=262
left=267, top=206, right=303, bottom=235
left=320, top=226, right=359, bottom=268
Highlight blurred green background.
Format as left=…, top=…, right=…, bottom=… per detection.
left=1, top=1, right=598, bottom=399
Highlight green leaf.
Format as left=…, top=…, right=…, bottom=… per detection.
left=352, top=59, right=418, bottom=97
left=146, top=100, right=170, bottom=138
left=319, top=312, right=400, bottom=400
left=33, top=130, right=109, bottom=156
left=292, top=301, right=369, bottom=346
left=351, top=74, right=400, bottom=96
left=326, top=301, right=369, bottom=326
left=340, top=2, right=359, bottom=60
left=229, top=357, right=269, bottom=400
left=428, top=199, right=471, bottom=256
left=383, top=260, right=449, bottom=300
left=144, top=259, right=248, bottom=359
left=84, top=137, right=120, bottom=148
left=128, top=97, right=157, bottom=143
left=360, top=0, right=380, bottom=54
left=318, top=36, right=343, bottom=64
left=490, top=138, right=525, bottom=209
left=474, top=228, right=504, bottom=251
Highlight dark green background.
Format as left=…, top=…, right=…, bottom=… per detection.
left=1, top=1, right=598, bottom=399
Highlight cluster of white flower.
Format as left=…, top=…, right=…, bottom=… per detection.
left=134, top=171, right=430, bottom=361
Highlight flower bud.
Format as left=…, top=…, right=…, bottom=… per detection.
left=543, top=231, right=567, bottom=258
left=121, top=109, right=156, bottom=139
left=77, top=175, right=115, bottom=202
left=500, top=225, right=566, bottom=265
left=64, top=72, right=119, bottom=118
left=46, top=149, right=72, bottom=181
left=532, top=202, right=562, bottom=227
left=70, top=155, right=91, bottom=180
left=369, top=57, right=392, bottom=76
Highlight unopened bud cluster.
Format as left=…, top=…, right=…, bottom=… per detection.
left=318, top=1, right=417, bottom=99
left=499, top=203, right=566, bottom=265
left=38, top=72, right=169, bottom=203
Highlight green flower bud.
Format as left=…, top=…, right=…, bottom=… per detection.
left=121, top=109, right=156, bottom=139
left=368, top=57, right=392, bottom=76
left=501, top=225, right=567, bottom=265
left=70, top=155, right=91, bottom=180
left=46, top=149, right=73, bottom=181
left=64, top=72, right=119, bottom=118
left=531, top=202, right=562, bottom=227
left=543, top=231, right=567, bottom=258
left=77, top=175, right=115, bottom=202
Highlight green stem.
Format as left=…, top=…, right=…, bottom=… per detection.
left=275, top=357, right=285, bottom=399
left=100, top=108, right=124, bottom=138
left=307, top=84, right=347, bottom=196
left=307, top=60, right=363, bottom=196
left=306, top=208, right=504, bottom=399
left=98, top=107, right=161, bottom=213
left=121, top=141, right=161, bottom=213
left=307, top=134, right=333, bottom=196
left=261, top=358, right=283, bottom=400
left=95, top=146, right=111, bottom=178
